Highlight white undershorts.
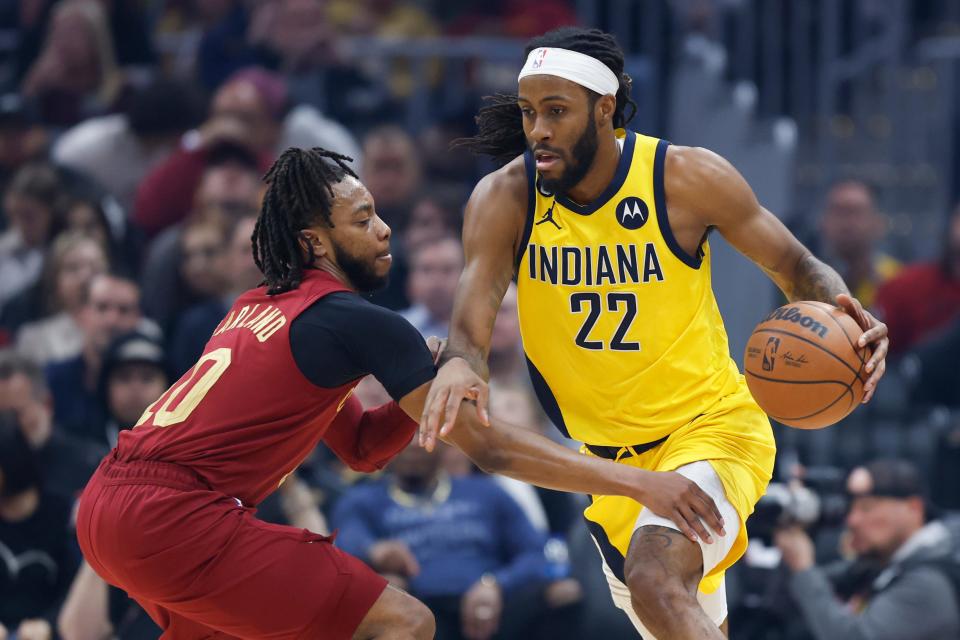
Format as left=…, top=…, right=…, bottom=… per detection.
left=592, top=461, right=740, bottom=638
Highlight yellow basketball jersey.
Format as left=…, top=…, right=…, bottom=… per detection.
left=516, top=129, right=743, bottom=446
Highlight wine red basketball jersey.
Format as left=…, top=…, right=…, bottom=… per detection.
left=116, top=269, right=356, bottom=506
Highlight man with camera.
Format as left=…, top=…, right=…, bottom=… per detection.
left=775, top=459, right=960, bottom=639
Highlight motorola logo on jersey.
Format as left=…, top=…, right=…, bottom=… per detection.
left=616, top=197, right=649, bottom=230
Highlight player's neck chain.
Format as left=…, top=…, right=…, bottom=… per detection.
left=388, top=473, right=452, bottom=511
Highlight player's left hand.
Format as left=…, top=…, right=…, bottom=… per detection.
left=461, top=577, right=502, bottom=640
left=836, top=293, right=888, bottom=403
left=774, top=526, right=815, bottom=572
left=16, top=618, right=52, bottom=640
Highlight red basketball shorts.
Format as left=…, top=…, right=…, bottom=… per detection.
left=76, top=456, right=387, bottom=639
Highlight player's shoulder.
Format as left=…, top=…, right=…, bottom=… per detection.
left=663, top=144, right=753, bottom=214
left=664, top=144, right=731, bottom=185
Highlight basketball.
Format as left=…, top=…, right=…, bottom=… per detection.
left=744, top=301, right=870, bottom=430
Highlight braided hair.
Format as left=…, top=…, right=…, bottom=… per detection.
left=455, top=27, right=638, bottom=167
left=252, top=147, right=357, bottom=295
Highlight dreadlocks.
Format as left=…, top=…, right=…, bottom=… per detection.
left=455, top=27, right=638, bottom=167
left=252, top=147, right=357, bottom=295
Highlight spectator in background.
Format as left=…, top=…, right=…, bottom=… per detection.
left=488, top=384, right=585, bottom=640
left=326, top=0, right=441, bottom=98
left=99, top=331, right=169, bottom=449
left=195, top=0, right=263, bottom=89
left=401, top=236, right=464, bottom=338
left=775, top=459, right=960, bottom=640
left=60, top=193, right=140, bottom=276
left=0, top=163, right=64, bottom=311
left=0, top=94, right=49, bottom=195
left=133, top=66, right=359, bottom=238
left=15, top=232, right=108, bottom=365
left=247, top=0, right=336, bottom=73
left=140, top=151, right=262, bottom=327
left=362, top=125, right=422, bottom=227
left=876, top=205, right=960, bottom=355
left=0, top=414, right=78, bottom=640
left=817, top=180, right=900, bottom=309
left=0, top=351, right=105, bottom=501
left=444, top=0, right=578, bottom=38
left=333, top=438, right=548, bottom=640
left=488, top=283, right=526, bottom=386
left=401, top=187, right=463, bottom=255
left=46, top=272, right=154, bottom=445
left=53, top=76, right=207, bottom=212
left=170, top=214, right=259, bottom=375
left=21, top=0, right=123, bottom=127
left=168, top=215, right=232, bottom=332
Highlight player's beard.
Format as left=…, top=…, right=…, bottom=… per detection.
left=539, top=114, right=599, bottom=196
left=335, top=244, right=390, bottom=293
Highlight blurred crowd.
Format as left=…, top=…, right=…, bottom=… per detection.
left=0, top=2, right=959, bottom=640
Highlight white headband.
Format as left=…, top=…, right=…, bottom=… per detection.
left=517, top=47, right=619, bottom=97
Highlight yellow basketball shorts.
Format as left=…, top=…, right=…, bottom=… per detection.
left=581, top=380, right=776, bottom=595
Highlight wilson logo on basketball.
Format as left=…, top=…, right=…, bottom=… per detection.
left=764, top=306, right=829, bottom=339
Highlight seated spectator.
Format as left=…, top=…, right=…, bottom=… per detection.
left=247, top=0, right=336, bottom=73
left=400, top=237, right=464, bottom=339
left=15, top=232, right=108, bottom=365
left=401, top=187, right=464, bottom=255
left=0, top=351, right=105, bottom=501
left=99, top=331, right=169, bottom=449
left=167, top=215, right=232, bottom=332
left=53, top=76, right=207, bottom=212
left=170, top=214, right=259, bottom=376
left=133, top=67, right=359, bottom=238
left=140, top=153, right=262, bottom=328
left=20, top=0, right=123, bottom=127
left=876, top=205, right=960, bottom=355
left=816, top=180, right=900, bottom=309
left=333, top=439, right=548, bottom=640
left=194, top=0, right=262, bottom=89
left=0, top=414, right=79, bottom=640
left=0, top=94, right=49, bottom=194
left=0, top=163, right=65, bottom=312
left=775, top=459, right=960, bottom=639
left=362, top=125, right=422, bottom=227
left=488, top=283, right=526, bottom=386
left=61, top=193, right=142, bottom=277
left=46, top=272, right=155, bottom=445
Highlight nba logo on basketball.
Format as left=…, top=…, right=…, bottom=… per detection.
left=762, top=337, right=780, bottom=371
left=532, top=48, right=548, bottom=69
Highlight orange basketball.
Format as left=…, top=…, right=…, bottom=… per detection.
left=743, top=301, right=870, bottom=430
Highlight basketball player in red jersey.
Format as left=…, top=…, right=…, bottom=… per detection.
left=76, top=148, right=727, bottom=640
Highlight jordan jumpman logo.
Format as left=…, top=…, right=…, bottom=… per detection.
left=535, top=201, right=561, bottom=229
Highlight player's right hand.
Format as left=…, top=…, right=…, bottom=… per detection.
left=419, top=357, right=490, bottom=452
left=637, top=471, right=726, bottom=544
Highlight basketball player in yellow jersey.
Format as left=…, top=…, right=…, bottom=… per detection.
left=418, top=27, right=890, bottom=639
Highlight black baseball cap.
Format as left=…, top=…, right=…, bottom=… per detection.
left=101, top=331, right=167, bottom=383
left=849, top=459, right=924, bottom=499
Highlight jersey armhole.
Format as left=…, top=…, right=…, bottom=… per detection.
left=654, top=139, right=704, bottom=270
left=515, top=151, right=537, bottom=270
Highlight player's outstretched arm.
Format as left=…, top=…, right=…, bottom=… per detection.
left=419, top=160, right=528, bottom=446
left=665, top=145, right=889, bottom=401
left=401, top=382, right=725, bottom=544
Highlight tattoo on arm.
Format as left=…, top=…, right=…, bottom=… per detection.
left=788, top=253, right=849, bottom=303
left=440, top=270, right=514, bottom=380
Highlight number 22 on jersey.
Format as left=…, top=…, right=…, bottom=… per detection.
left=135, top=348, right=232, bottom=428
